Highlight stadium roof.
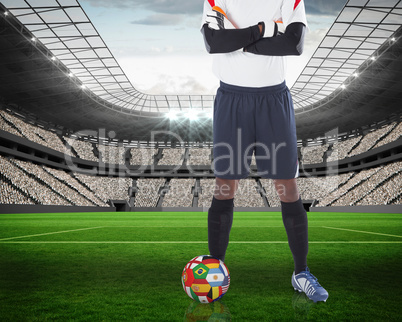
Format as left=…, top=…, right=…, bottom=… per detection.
left=292, top=0, right=402, bottom=112
left=0, top=0, right=214, bottom=116
left=0, top=0, right=401, bottom=142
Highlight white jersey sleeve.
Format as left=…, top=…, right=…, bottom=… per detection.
left=282, top=0, right=308, bottom=28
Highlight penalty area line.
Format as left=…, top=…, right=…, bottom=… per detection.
left=322, top=226, right=402, bottom=238
left=0, top=226, right=105, bottom=241
left=0, top=241, right=401, bottom=244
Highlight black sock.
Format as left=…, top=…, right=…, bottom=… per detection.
left=208, top=197, right=234, bottom=262
left=281, top=198, right=308, bottom=274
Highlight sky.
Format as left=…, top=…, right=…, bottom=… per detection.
left=79, top=0, right=348, bottom=95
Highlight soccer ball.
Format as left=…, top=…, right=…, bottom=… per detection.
left=181, top=255, right=230, bottom=303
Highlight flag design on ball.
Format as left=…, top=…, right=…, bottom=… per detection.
left=181, top=255, right=230, bottom=303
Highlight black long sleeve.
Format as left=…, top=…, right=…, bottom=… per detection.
left=244, top=22, right=306, bottom=56
left=201, top=23, right=262, bottom=54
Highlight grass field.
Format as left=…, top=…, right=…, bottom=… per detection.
left=0, top=211, right=401, bottom=321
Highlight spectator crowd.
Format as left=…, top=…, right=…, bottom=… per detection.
left=1, top=109, right=401, bottom=208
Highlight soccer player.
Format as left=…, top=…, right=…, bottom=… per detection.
left=201, top=0, right=328, bottom=302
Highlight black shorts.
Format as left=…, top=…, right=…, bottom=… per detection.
left=213, top=81, right=299, bottom=180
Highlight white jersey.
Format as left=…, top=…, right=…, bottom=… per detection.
left=201, top=0, right=308, bottom=87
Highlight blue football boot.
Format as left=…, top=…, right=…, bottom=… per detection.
left=292, top=267, right=329, bottom=303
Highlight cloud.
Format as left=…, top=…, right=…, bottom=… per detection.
left=131, top=13, right=184, bottom=26
left=144, top=75, right=213, bottom=95
left=305, top=28, right=329, bottom=49
left=305, top=0, right=348, bottom=16
left=84, top=0, right=347, bottom=16
left=82, top=0, right=203, bottom=15
left=82, top=0, right=347, bottom=28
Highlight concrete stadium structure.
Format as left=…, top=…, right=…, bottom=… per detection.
left=0, top=0, right=401, bottom=213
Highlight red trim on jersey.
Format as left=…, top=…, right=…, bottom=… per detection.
left=294, top=0, right=302, bottom=10
left=208, top=0, right=215, bottom=7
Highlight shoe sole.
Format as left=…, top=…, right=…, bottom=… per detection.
left=293, top=288, right=327, bottom=302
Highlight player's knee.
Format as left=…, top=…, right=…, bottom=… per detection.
left=274, top=179, right=300, bottom=203
left=214, top=178, right=238, bottom=200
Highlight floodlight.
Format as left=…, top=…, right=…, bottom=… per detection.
left=31, top=37, right=36, bottom=42
left=353, top=73, right=359, bottom=77
left=167, top=110, right=178, bottom=120
left=187, top=111, right=198, bottom=121
left=81, top=84, right=86, bottom=89
left=341, top=84, right=347, bottom=90
left=68, top=72, right=74, bottom=77
left=51, top=56, right=57, bottom=61
left=4, top=11, right=9, bottom=16
left=370, top=56, right=376, bottom=61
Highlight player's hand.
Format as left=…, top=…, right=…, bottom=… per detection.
left=258, top=20, right=285, bottom=37
left=205, top=6, right=237, bottom=30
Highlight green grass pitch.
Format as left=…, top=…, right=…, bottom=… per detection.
left=0, top=211, right=401, bottom=321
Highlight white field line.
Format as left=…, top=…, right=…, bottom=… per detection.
left=103, top=226, right=285, bottom=228
left=0, top=241, right=401, bottom=244
left=0, top=227, right=105, bottom=241
left=322, top=226, right=402, bottom=238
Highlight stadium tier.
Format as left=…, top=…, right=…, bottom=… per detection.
left=1, top=108, right=401, bottom=210
left=1, top=142, right=401, bottom=208
left=0, top=0, right=401, bottom=212
left=1, top=109, right=401, bottom=166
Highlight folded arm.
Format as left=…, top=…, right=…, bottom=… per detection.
left=201, top=23, right=262, bottom=54
left=244, top=22, right=306, bottom=56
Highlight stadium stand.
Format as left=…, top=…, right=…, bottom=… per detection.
left=373, top=122, right=402, bottom=149
left=98, top=143, right=126, bottom=165
left=198, top=179, right=216, bottom=208
left=188, top=148, right=212, bottom=165
left=0, top=110, right=72, bottom=156
left=0, top=155, right=71, bottom=205
left=12, top=159, right=97, bottom=207
left=261, top=173, right=357, bottom=207
left=352, top=162, right=402, bottom=206
left=348, top=123, right=396, bottom=157
left=297, top=173, right=354, bottom=202
left=301, top=144, right=329, bottom=164
left=134, top=178, right=165, bottom=207
left=0, top=107, right=401, bottom=209
left=0, top=0, right=401, bottom=216
left=259, top=179, right=281, bottom=207
left=157, top=148, right=186, bottom=166
left=317, top=168, right=382, bottom=207
left=73, top=173, right=133, bottom=204
left=327, top=137, right=362, bottom=162
left=196, top=178, right=265, bottom=208
left=64, top=136, right=98, bottom=162
left=0, top=177, right=34, bottom=205
left=163, top=179, right=195, bottom=207
left=130, top=148, right=156, bottom=165
left=42, top=166, right=108, bottom=207
left=234, top=179, right=265, bottom=207
left=0, top=110, right=23, bottom=138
